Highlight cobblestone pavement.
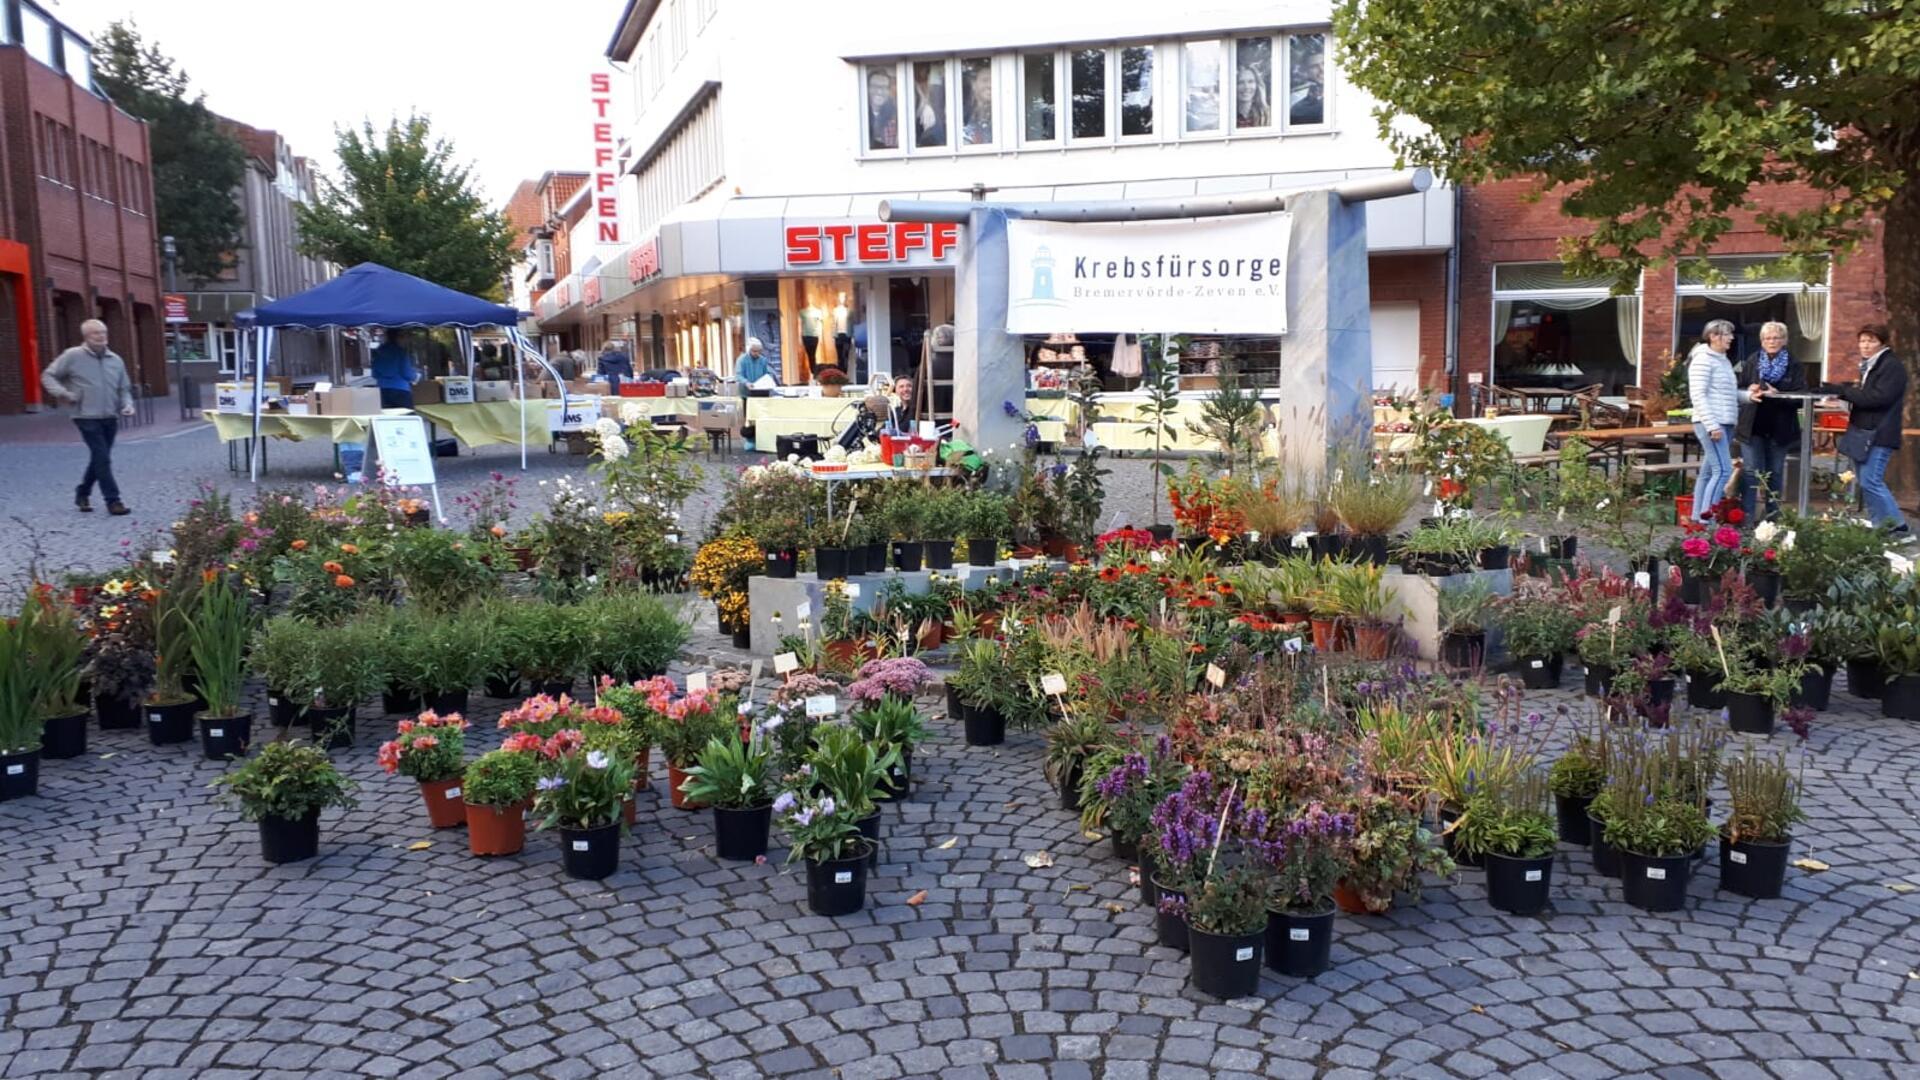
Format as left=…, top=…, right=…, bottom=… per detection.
left=3, top=644, right=1919, bottom=1080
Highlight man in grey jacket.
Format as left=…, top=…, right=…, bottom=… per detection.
left=41, top=318, right=136, bottom=515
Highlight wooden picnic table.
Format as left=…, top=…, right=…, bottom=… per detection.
left=1560, top=423, right=1698, bottom=471
left=1508, top=386, right=1583, bottom=412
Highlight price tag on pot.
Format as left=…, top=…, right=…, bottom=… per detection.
left=1205, top=664, right=1227, bottom=689
left=571, top=840, right=589, bottom=851
left=5, top=764, right=22, bottom=776
left=209, top=728, right=224, bottom=737
left=1128, top=868, right=1141, bottom=886
left=1645, top=867, right=1667, bottom=880
left=1530, top=660, right=1545, bottom=669
left=1235, top=946, right=1254, bottom=961
left=834, top=871, right=854, bottom=884
left=795, top=601, right=812, bottom=622
left=774, top=652, right=799, bottom=675
left=1289, top=928, right=1310, bottom=941
left=1539, top=536, right=1548, bottom=553
left=1293, top=532, right=1312, bottom=549
left=152, top=549, right=174, bottom=566
left=445, top=787, right=461, bottom=800
left=1634, top=572, right=1651, bottom=590
left=1524, top=869, right=1543, bottom=882
left=1041, top=672, right=1068, bottom=696
left=687, top=672, right=710, bottom=694
left=805, top=695, right=838, bottom=717
left=1729, top=851, right=1749, bottom=865
left=666, top=533, right=679, bottom=544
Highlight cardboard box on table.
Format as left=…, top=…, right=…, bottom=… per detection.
left=473, top=380, right=512, bottom=402
left=315, top=387, right=383, bottom=416
left=439, top=377, right=475, bottom=404
left=411, top=378, right=445, bottom=406
left=694, top=399, right=741, bottom=435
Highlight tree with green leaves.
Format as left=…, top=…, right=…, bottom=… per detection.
left=1334, top=0, right=1920, bottom=491
left=296, top=115, right=515, bottom=299
left=93, top=21, right=247, bottom=286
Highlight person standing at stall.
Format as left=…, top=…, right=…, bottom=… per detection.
left=1736, top=321, right=1805, bottom=521
left=597, top=340, right=633, bottom=395
left=371, top=328, right=418, bottom=409
left=735, top=338, right=776, bottom=451
left=1821, top=324, right=1911, bottom=538
left=1687, top=319, right=1741, bottom=523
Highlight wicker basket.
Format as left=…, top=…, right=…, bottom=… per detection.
left=901, top=446, right=936, bottom=470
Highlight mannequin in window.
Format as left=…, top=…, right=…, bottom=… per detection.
left=867, top=69, right=899, bottom=150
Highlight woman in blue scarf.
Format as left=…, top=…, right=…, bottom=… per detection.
left=1735, top=320, right=1805, bottom=520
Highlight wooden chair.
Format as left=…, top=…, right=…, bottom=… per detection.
left=1574, top=391, right=1630, bottom=430
left=1485, top=384, right=1529, bottom=413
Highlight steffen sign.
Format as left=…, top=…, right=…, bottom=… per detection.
left=1005, top=216, right=1291, bottom=335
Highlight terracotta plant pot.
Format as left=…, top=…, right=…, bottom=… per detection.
left=419, top=778, right=467, bottom=828
left=1351, top=623, right=1394, bottom=661
left=667, top=763, right=706, bottom=809
left=825, top=639, right=863, bottom=667
left=1332, top=881, right=1373, bottom=915
left=466, top=801, right=527, bottom=856
left=1310, top=617, right=1342, bottom=653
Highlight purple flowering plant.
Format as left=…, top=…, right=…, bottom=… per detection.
left=847, top=657, right=934, bottom=705
left=775, top=790, right=863, bottom=864
left=1079, top=734, right=1187, bottom=843
left=1245, top=803, right=1356, bottom=914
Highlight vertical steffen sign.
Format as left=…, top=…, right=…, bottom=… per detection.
left=588, top=73, right=621, bottom=245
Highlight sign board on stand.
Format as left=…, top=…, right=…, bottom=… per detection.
left=369, top=414, right=442, bottom=521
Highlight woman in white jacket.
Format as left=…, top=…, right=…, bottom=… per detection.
left=1687, top=319, right=1742, bottom=523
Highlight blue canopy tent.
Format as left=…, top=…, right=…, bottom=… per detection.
left=236, top=263, right=562, bottom=480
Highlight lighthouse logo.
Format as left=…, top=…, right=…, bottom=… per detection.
left=1011, top=243, right=1067, bottom=321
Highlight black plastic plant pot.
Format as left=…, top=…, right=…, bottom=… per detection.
left=713, top=804, right=772, bottom=861
left=857, top=809, right=883, bottom=870
left=560, top=822, right=621, bottom=880
left=1680, top=571, right=1703, bottom=606
left=891, top=541, right=925, bottom=573
left=1846, top=657, right=1887, bottom=699
left=1719, top=833, right=1791, bottom=900
left=1685, top=669, right=1728, bottom=710
left=1517, top=655, right=1563, bottom=690
left=0, top=749, right=40, bottom=800
left=966, top=538, right=999, bottom=566
left=1620, top=851, right=1692, bottom=912
left=1583, top=663, right=1615, bottom=699
left=1479, top=544, right=1511, bottom=571
left=944, top=684, right=965, bottom=718
left=814, top=546, right=849, bottom=581
left=96, top=693, right=142, bottom=730
left=267, top=690, right=304, bottom=727
left=876, top=749, right=912, bottom=803
left=40, top=710, right=89, bottom=760
left=964, top=706, right=1006, bottom=746
left=1791, top=666, right=1834, bottom=712
left=1112, top=833, right=1138, bottom=862
left=1308, top=534, right=1342, bottom=561
left=1726, top=691, right=1776, bottom=735
left=1748, top=569, right=1781, bottom=607
left=1439, top=808, right=1482, bottom=869
left=483, top=675, right=524, bottom=700
left=428, top=690, right=470, bottom=717
left=1588, top=813, right=1621, bottom=877
left=1153, top=879, right=1190, bottom=953
left=1441, top=631, right=1485, bottom=670
left=1783, top=595, right=1817, bottom=616
left=1188, top=925, right=1264, bottom=999
left=198, top=712, right=251, bottom=760
left=1146, top=524, right=1175, bottom=543
left=1548, top=535, right=1578, bottom=560
left=531, top=679, right=574, bottom=699
left=1555, top=793, right=1592, bottom=845
left=259, top=810, right=320, bottom=864
left=381, top=687, right=422, bottom=716
left=805, top=844, right=872, bottom=916
left=1881, top=674, right=1920, bottom=721
left=1646, top=678, right=1677, bottom=709
left=305, top=705, right=356, bottom=751
left=1138, top=851, right=1159, bottom=909
left=1350, top=535, right=1390, bottom=566
left=1265, top=906, right=1334, bottom=979
left=1057, top=762, right=1084, bottom=812
left=923, top=540, right=955, bottom=570
left=1484, top=852, right=1554, bottom=915
left=764, top=548, right=798, bottom=580
left=145, top=699, right=196, bottom=745
left=866, top=542, right=889, bottom=574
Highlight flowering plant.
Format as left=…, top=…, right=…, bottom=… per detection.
left=1079, top=736, right=1188, bottom=842
left=377, top=710, right=470, bottom=782
left=846, top=657, right=934, bottom=705
left=1093, top=527, right=1165, bottom=555
left=644, top=686, right=737, bottom=767
left=498, top=694, right=624, bottom=740
left=1666, top=518, right=1744, bottom=575
left=1341, top=791, right=1453, bottom=913
left=691, top=533, right=764, bottom=630
left=1149, top=770, right=1236, bottom=895
left=532, top=743, right=637, bottom=830
left=775, top=789, right=864, bottom=863
left=1245, top=802, right=1354, bottom=914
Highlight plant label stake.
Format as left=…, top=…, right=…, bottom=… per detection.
left=774, top=652, right=799, bottom=676
left=1710, top=625, right=1731, bottom=678
left=687, top=672, right=709, bottom=694
left=1205, top=663, right=1227, bottom=689
left=805, top=695, right=837, bottom=718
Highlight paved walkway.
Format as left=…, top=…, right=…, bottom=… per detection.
left=2, top=656, right=1917, bottom=1079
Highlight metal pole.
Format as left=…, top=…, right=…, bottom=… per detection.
left=162, top=235, right=181, bottom=420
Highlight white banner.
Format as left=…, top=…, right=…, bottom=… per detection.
left=1005, top=215, right=1291, bottom=335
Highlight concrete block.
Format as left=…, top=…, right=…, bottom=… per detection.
left=1385, top=566, right=1511, bottom=662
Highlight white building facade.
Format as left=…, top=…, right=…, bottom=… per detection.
left=585, top=0, right=1454, bottom=409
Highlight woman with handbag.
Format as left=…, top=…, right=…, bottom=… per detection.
left=1687, top=320, right=1742, bottom=524
left=1736, top=321, right=1805, bottom=521
left=1821, top=324, right=1911, bottom=537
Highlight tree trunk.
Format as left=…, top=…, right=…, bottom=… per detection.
left=1883, top=182, right=1920, bottom=509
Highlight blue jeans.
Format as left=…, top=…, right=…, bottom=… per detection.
left=1738, top=437, right=1792, bottom=519
left=73, top=417, right=120, bottom=503
left=1859, top=445, right=1906, bottom=529
left=1692, top=422, right=1734, bottom=521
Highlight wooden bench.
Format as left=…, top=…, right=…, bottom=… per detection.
left=1631, top=460, right=1701, bottom=481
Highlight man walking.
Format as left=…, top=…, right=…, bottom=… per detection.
left=42, top=319, right=136, bottom=515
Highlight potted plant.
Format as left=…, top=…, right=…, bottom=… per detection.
left=463, top=746, right=543, bottom=856
left=806, top=722, right=899, bottom=868
left=0, top=597, right=49, bottom=800
left=1453, top=769, right=1558, bottom=915
left=852, top=696, right=926, bottom=801
left=389, top=525, right=500, bottom=615
left=1078, top=740, right=1186, bottom=862
left=144, top=586, right=200, bottom=746
left=534, top=744, right=637, bottom=880
left=1337, top=792, right=1453, bottom=914
left=1330, top=561, right=1398, bottom=660
left=1873, top=602, right=1920, bottom=721
left=1183, top=856, right=1269, bottom=1000
left=962, top=491, right=1011, bottom=567
left=812, top=514, right=858, bottom=581
left=777, top=789, right=873, bottom=915
left=1495, top=588, right=1578, bottom=689
left=952, top=638, right=1009, bottom=745
left=1256, top=803, right=1353, bottom=979
left=1720, top=655, right=1801, bottom=736
left=306, top=620, right=386, bottom=750
left=252, top=616, right=320, bottom=729
left=213, top=741, right=359, bottom=863
left=187, top=574, right=254, bottom=760
left=1042, top=711, right=1117, bottom=812
left=678, top=734, right=775, bottom=861
left=1719, top=742, right=1806, bottom=900
left=815, top=365, right=850, bottom=398
left=474, top=599, right=530, bottom=699
left=377, top=710, right=471, bottom=829
left=1146, top=771, right=1232, bottom=954
left=1329, top=468, right=1419, bottom=565
left=1602, top=742, right=1717, bottom=913
left=691, top=533, right=763, bottom=644
left=886, top=489, right=927, bottom=572
left=649, top=686, right=734, bottom=809
left=1436, top=578, right=1495, bottom=670
left=1546, top=721, right=1607, bottom=845
left=1573, top=604, right=1653, bottom=698
left=582, top=590, right=691, bottom=685
left=518, top=600, right=587, bottom=697
left=387, top=613, right=490, bottom=717
left=25, top=591, right=89, bottom=761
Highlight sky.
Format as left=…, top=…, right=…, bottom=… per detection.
left=46, top=0, right=623, bottom=205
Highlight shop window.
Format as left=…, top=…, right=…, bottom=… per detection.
left=1120, top=46, right=1154, bottom=137
left=1070, top=48, right=1106, bottom=140
left=1287, top=33, right=1326, bottom=126
left=1022, top=53, right=1058, bottom=143
left=1491, top=263, right=1642, bottom=394
left=1234, top=37, right=1275, bottom=130
left=865, top=64, right=901, bottom=151
left=913, top=60, right=948, bottom=149
left=1184, top=40, right=1225, bottom=134
left=960, top=57, right=994, bottom=146
left=1675, top=257, right=1830, bottom=381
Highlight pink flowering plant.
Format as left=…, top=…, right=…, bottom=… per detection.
left=376, top=710, right=470, bottom=782
left=846, top=657, right=934, bottom=706
left=1666, top=524, right=1745, bottom=575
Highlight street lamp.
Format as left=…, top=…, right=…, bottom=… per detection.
left=161, top=235, right=180, bottom=415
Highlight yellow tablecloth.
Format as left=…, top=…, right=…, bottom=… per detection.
left=745, top=396, right=860, bottom=438
left=206, top=411, right=372, bottom=443
left=208, top=401, right=566, bottom=448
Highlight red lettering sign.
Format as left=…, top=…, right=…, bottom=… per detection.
left=164, top=294, right=189, bottom=323
left=785, top=222, right=961, bottom=266
left=583, top=276, right=601, bottom=307
left=587, top=72, right=621, bottom=244
left=627, top=238, right=661, bottom=283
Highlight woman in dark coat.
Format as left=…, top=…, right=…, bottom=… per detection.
left=1736, top=320, right=1805, bottom=520
left=1820, top=323, right=1910, bottom=537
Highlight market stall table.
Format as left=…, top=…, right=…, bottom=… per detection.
left=1373, top=413, right=1554, bottom=457
left=810, top=465, right=955, bottom=518
left=1560, top=422, right=1698, bottom=472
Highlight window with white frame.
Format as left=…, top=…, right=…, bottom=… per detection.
left=1022, top=52, right=1058, bottom=145
left=1287, top=33, right=1327, bottom=126
left=20, top=5, right=56, bottom=68
left=1233, top=37, right=1275, bottom=130
left=1183, top=40, right=1225, bottom=134
left=912, top=59, right=949, bottom=149
left=959, top=57, right=994, bottom=146
left=1491, top=263, right=1644, bottom=395
left=1068, top=47, right=1106, bottom=140
left=1120, top=46, right=1154, bottom=137
left=1675, top=255, right=1831, bottom=382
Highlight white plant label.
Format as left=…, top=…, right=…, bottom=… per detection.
left=1531, top=660, right=1545, bottom=669
left=1634, top=572, right=1651, bottom=589
left=1041, top=672, right=1068, bottom=696
left=1646, top=867, right=1667, bottom=880
left=5, top=764, right=22, bottom=775
left=268, top=696, right=281, bottom=707
left=834, top=871, right=853, bottom=884
left=773, top=652, right=800, bottom=674
left=1607, top=605, right=1622, bottom=626
left=845, top=584, right=862, bottom=599
left=1289, top=928, right=1310, bottom=941
left=1293, top=533, right=1312, bottom=549
left=1539, top=536, right=1548, bottom=553
left=1247, top=530, right=1260, bottom=543
left=665, top=533, right=679, bottom=544
left=445, top=787, right=461, bottom=799
left=1729, top=851, right=1749, bottom=865
left=1128, top=869, right=1141, bottom=886
left=209, top=729, right=224, bottom=737
left=795, top=601, right=812, bottom=622
left=1205, top=664, right=1227, bottom=689
left=1524, top=869, right=1543, bottom=882
left=805, top=695, right=838, bottom=718
left=571, top=840, right=589, bottom=851
left=1235, top=946, right=1254, bottom=961
left=687, top=672, right=710, bottom=694
left=1149, top=550, right=1165, bottom=564
left=153, top=549, right=174, bottom=565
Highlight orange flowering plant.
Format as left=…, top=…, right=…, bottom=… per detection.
left=377, top=710, right=470, bottom=782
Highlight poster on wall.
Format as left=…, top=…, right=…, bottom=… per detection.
left=1005, top=215, right=1291, bottom=335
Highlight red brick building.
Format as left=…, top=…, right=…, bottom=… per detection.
left=1458, top=176, right=1887, bottom=403
left=0, top=1, right=165, bottom=414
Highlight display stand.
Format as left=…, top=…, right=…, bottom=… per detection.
left=370, top=414, right=443, bottom=521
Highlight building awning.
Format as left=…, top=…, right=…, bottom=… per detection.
left=533, top=272, right=587, bottom=327
left=181, top=292, right=261, bottom=323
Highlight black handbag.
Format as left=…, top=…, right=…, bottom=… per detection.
left=1735, top=402, right=1758, bottom=442
left=1837, top=427, right=1873, bottom=466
